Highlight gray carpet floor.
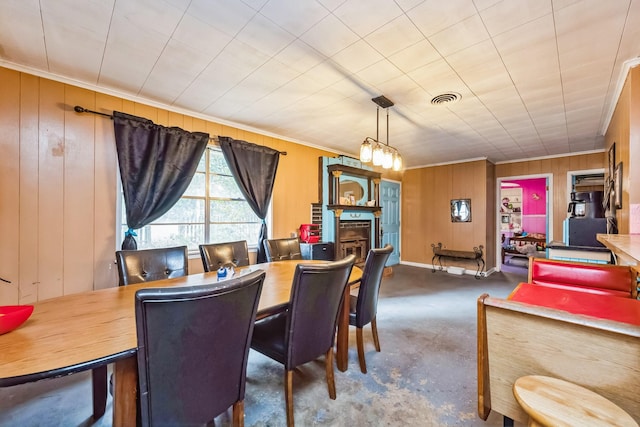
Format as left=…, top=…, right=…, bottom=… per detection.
left=0, top=263, right=528, bottom=426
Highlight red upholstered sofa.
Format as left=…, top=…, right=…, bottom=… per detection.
left=527, top=257, right=638, bottom=299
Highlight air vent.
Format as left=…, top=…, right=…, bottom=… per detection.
left=430, top=92, right=461, bottom=105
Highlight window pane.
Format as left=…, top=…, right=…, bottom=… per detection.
left=153, top=198, right=205, bottom=223
left=196, top=153, right=207, bottom=172
left=209, top=223, right=261, bottom=244
left=122, top=224, right=204, bottom=250
left=210, top=200, right=259, bottom=223
left=209, top=150, right=231, bottom=174
left=183, top=172, right=205, bottom=197
left=209, top=175, right=244, bottom=199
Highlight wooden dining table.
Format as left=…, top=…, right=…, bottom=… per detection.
left=0, top=260, right=362, bottom=426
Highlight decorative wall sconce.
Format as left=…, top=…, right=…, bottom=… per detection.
left=359, top=95, right=402, bottom=171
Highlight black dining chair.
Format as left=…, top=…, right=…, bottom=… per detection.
left=349, top=244, right=393, bottom=373
left=263, top=237, right=302, bottom=262
left=135, top=270, right=265, bottom=427
left=199, top=240, right=250, bottom=271
left=250, top=254, right=356, bottom=427
left=102, top=246, right=190, bottom=409
left=115, top=245, right=189, bottom=286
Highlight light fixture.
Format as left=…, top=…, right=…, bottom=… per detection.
left=359, top=95, right=403, bottom=171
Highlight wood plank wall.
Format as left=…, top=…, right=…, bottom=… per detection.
left=0, top=67, right=337, bottom=305
left=605, top=65, right=640, bottom=234
left=401, top=160, right=491, bottom=269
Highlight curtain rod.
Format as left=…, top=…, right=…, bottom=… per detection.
left=74, top=105, right=287, bottom=155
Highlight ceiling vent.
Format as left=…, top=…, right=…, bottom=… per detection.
left=430, top=92, right=461, bottom=105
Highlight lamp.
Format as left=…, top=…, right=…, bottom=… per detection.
left=359, top=96, right=403, bottom=171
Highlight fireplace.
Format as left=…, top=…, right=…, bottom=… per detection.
left=338, top=220, right=371, bottom=265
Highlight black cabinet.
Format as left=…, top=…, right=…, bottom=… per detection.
left=300, top=242, right=334, bottom=260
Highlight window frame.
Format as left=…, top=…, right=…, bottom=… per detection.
left=116, top=145, right=271, bottom=256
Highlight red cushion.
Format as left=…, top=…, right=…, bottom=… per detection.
left=531, top=260, right=633, bottom=296
left=530, top=281, right=631, bottom=298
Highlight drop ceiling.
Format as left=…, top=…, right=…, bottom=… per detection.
left=2, top=0, right=640, bottom=168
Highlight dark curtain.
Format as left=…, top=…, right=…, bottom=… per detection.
left=219, top=137, right=280, bottom=263
left=114, top=111, right=209, bottom=249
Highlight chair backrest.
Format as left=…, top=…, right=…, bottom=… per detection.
left=135, top=270, right=265, bottom=427
left=115, top=246, right=188, bottom=286
left=199, top=240, right=250, bottom=271
left=353, top=244, right=393, bottom=328
left=284, top=254, right=355, bottom=369
left=264, top=237, right=302, bottom=262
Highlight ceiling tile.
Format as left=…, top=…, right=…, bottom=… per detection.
left=333, top=0, right=404, bottom=37
left=330, top=40, right=385, bottom=74
left=364, top=14, right=425, bottom=58
left=407, top=0, right=477, bottom=37
left=260, top=0, right=329, bottom=36
left=234, top=13, right=296, bottom=57
left=480, top=0, right=551, bottom=37
left=186, top=0, right=257, bottom=37
left=428, top=14, right=490, bottom=56
left=300, top=13, right=359, bottom=57
left=388, top=39, right=442, bottom=73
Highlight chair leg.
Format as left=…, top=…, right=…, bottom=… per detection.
left=371, top=317, right=381, bottom=352
left=356, top=327, right=367, bottom=374
left=91, top=365, right=108, bottom=419
left=285, top=370, right=294, bottom=427
left=325, top=348, right=336, bottom=399
left=232, top=400, right=244, bottom=427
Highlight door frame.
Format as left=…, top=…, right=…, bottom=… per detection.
left=496, top=173, right=553, bottom=271
left=565, top=168, right=605, bottom=206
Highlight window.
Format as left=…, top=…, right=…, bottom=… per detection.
left=120, top=146, right=263, bottom=251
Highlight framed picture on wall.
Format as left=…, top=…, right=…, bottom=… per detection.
left=615, top=162, right=623, bottom=209
left=608, top=143, right=616, bottom=177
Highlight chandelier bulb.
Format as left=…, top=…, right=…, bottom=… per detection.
left=360, top=138, right=373, bottom=163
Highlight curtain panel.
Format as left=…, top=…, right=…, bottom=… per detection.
left=219, top=137, right=280, bottom=263
left=114, top=111, right=209, bottom=249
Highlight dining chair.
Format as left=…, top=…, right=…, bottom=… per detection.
left=199, top=240, right=250, bottom=271
left=135, top=270, right=265, bottom=427
left=250, top=254, right=356, bottom=427
left=115, top=245, right=189, bottom=286
left=263, top=237, right=302, bottom=262
left=104, top=246, right=190, bottom=408
left=349, top=244, right=393, bottom=373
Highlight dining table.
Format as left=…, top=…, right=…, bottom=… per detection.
left=0, top=259, right=362, bottom=427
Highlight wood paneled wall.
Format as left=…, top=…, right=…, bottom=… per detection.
left=0, top=67, right=335, bottom=305
left=401, top=160, right=492, bottom=269
left=495, top=153, right=604, bottom=242
left=605, top=65, right=640, bottom=234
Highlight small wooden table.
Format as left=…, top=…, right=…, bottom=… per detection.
left=0, top=260, right=362, bottom=427
left=513, top=375, right=638, bottom=427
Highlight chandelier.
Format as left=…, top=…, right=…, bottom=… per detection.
left=359, top=95, right=402, bottom=171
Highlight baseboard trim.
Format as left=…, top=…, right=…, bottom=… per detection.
left=400, top=261, right=495, bottom=278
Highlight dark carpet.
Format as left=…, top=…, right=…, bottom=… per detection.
left=0, top=264, right=528, bottom=426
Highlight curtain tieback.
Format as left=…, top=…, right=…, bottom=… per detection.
left=125, top=228, right=138, bottom=237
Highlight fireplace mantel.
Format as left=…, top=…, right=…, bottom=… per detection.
left=319, top=156, right=382, bottom=261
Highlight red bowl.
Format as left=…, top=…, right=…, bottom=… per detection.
left=0, top=305, right=34, bottom=335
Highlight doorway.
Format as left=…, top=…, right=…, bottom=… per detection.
left=496, top=174, right=553, bottom=271
left=380, top=179, right=401, bottom=266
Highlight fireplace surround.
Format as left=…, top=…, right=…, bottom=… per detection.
left=319, top=156, right=382, bottom=261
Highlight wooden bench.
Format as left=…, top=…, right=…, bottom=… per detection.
left=431, top=242, right=484, bottom=279
left=477, top=290, right=640, bottom=425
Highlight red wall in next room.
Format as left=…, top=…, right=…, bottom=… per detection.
left=503, top=178, right=547, bottom=234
